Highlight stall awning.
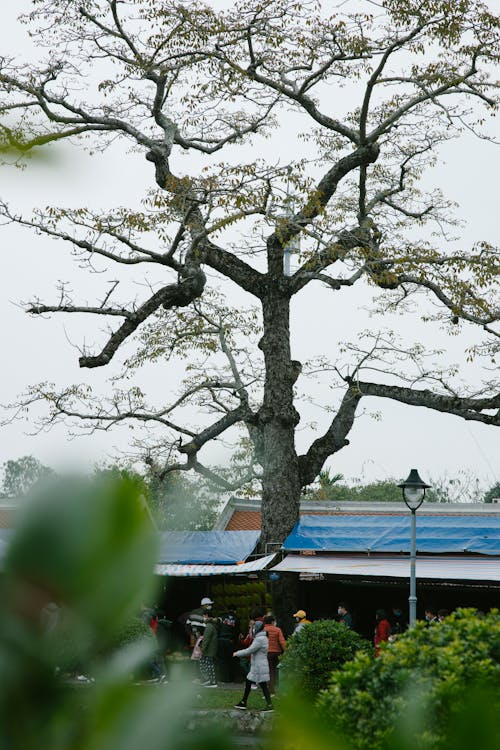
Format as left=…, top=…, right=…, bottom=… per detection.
left=158, top=530, right=260, bottom=564
left=272, top=554, right=500, bottom=582
left=283, top=514, right=500, bottom=555
left=155, top=553, right=276, bottom=577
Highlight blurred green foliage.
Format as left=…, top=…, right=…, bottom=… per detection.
left=0, top=476, right=498, bottom=750
left=280, top=619, right=370, bottom=697
left=317, top=609, right=500, bottom=750
left=0, top=476, right=220, bottom=750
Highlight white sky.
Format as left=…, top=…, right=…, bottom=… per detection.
left=0, top=2, right=499, bottom=495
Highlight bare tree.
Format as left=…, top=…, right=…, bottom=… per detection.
left=1, top=0, right=499, bottom=554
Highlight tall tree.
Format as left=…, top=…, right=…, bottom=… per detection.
left=1, top=456, right=54, bottom=497
left=484, top=481, right=500, bottom=503
left=1, top=0, right=499, bottom=552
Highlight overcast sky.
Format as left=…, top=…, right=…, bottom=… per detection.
left=1, top=2, right=499, bottom=496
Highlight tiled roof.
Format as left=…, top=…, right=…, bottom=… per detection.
left=222, top=502, right=500, bottom=531
left=224, top=508, right=403, bottom=530
left=226, top=510, right=262, bottom=530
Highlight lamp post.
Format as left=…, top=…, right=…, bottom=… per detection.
left=398, top=469, right=431, bottom=628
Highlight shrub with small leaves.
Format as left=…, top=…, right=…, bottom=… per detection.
left=317, top=608, right=500, bottom=750
left=280, top=619, right=371, bottom=696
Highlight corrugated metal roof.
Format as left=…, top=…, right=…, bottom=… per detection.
left=155, top=553, right=276, bottom=577
left=272, top=554, right=500, bottom=582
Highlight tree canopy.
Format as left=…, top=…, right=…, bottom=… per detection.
left=304, top=468, right=487, bottom=503
left=484, top=481, right=500, bottom=503
left=0, top=455, right=54, bottom=498
left=1, top=0, right=499, bottom=547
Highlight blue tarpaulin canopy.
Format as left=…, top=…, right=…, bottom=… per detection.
left=283, top=515, right=500, bottom=555
left=158, top=530, right=260, bottom=564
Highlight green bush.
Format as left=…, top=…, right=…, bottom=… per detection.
left=111, top=617, right=155, bottom=649
left=317, top=608, right=500, bottom=750
left=280, top=619, right=371, bottom=696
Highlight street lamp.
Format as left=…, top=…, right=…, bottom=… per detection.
left=398, top=469, right=431, bottom=628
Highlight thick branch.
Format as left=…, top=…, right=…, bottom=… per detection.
left=29, top=304, right=132, bottom=318
left=267, top=144, right=379, bottom=278
left=397, top=274, right=499, bottom=330
left=356, top=381, right=500, bottom=426
left=159, top=458, right=257, bottom=492
left=178, top=403, right=251, bottom=456
left=144, top=148, right=265, bottom=296
left=298, top=385, right=362, bottom=487
left=200, top=240, right=266, bottom=297
left=79, top=265, right=206, bottom=368
left=289, top=225, right=371, bottom=294
left=239, top=63, right=360, bottom=144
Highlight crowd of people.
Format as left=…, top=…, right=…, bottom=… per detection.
left=140, top=596, right=458, bottom=708
left=185, top=598, right=287, bottom=711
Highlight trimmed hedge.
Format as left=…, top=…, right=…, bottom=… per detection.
left=280, top=619, right=370, bottom=696
left=317, top=608, right=500, bottom=750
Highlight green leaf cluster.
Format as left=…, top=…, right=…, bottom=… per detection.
left=317, top=608, right=500, bottom=750
left=280, top=619, right=370, bottom=697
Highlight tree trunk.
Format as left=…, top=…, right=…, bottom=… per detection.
left=258, top=288, right=302, bottom=550
left=257, top=287, right=303, bottom=625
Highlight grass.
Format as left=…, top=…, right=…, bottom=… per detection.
left=189, top=686, right=281, bottom=710
left=145, top=682, right=278, bottom=711
left=190, top=688, right=244, bottom=709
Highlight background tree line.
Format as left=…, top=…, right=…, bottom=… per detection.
left=1, top=456, right=498, bottom=511
left=0, top=455, right=221, bottom=530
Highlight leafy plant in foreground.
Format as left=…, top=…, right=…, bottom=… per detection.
left=280, top=619, right=370, bottom=697
left=317, top=609, right=500, bottom=750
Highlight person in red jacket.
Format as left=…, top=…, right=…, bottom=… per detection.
left=263, top=614, right=286, bottom=694
left=374, top=608, right=391, bottom=656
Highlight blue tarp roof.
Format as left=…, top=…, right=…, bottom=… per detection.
left=283, top=515, right=500, bottom=555
left=158, top=530, right=260, bottom=564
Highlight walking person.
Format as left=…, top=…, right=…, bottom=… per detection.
left=232, top=621, right=274, bottom=712
left=263, top=614, right=286, bottom=694
left=199, top=615, right=218, bottom=687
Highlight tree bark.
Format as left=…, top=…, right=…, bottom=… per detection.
left=258, top=286, right=302, bottom=552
